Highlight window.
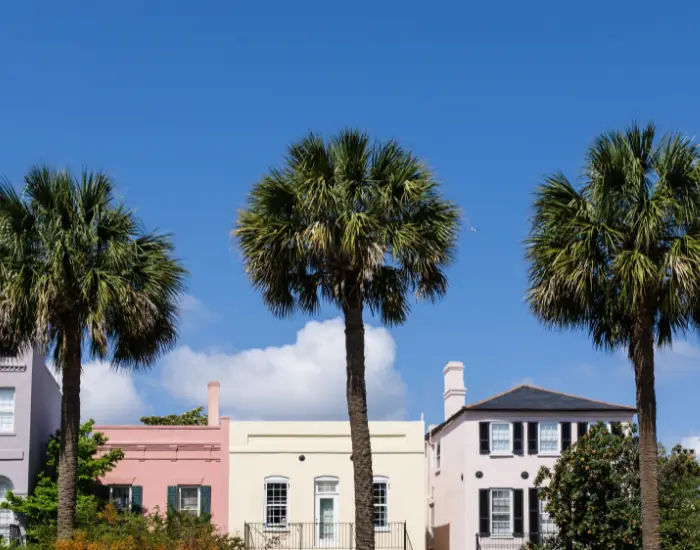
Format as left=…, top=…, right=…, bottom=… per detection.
left=0, top=389, right=15, bottom=433
left=179, top=486, right=200, bottom=516
left=109, top=485, right=131, bottom=512
left=373, top=477, right=389, bottom=530
left=0, top=477, right=14, bottom=541
left=265, top=477, right=289, bottom=529
left=539, top=497, right=557, bottom=538
left=490, top=422, right=512, bottom=454
left=435, top=441, right=441, bottom=471
left=538, top=422, right=559, bottom=455
left=490, top=489, right=512, bottom=537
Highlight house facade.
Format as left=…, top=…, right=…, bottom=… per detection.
left=0, top=347, right=61, bottom=543
left=425, top=361, right=636, bottom=550
left=96, top=382, right=230, bottom=532
left=230, top=420, right=425, bottom=550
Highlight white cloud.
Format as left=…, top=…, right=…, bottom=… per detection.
left=80, top=360, right=149, bottom=424
left=681, top=436, right=700, bottom=458
left=158, top=318, right=406, bottom=420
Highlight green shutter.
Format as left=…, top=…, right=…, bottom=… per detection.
left=131, top=486, right=143, bottom=514
left=167, top=486, right=178, bottom=513
left=200, top=486, right=212, bottom=518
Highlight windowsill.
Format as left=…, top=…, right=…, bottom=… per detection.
left=538, top=453, right=561, bottom=458
left=490, top=453, right=513, bottom=458
left=264, top=526, right=290, bottom=533
left=374, top=526, right=391, bottom=533
left=0, top=432, right=16, bottom=437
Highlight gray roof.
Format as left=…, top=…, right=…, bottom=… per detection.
left=465, top=385, right=636, bottom=411
left=427, top=385, right=635, bottom=438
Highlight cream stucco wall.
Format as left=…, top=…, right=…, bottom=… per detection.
left=229, top=421, right=425, bottom=550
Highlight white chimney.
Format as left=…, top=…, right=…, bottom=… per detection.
left=207, top=381, right=220, bottom=426
left=443, top=361, right=466, bottom=420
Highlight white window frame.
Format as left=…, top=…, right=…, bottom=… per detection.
left=490, top=488, right=513, bottom=538
left=314, top=476, right=339, bottom=543
left=538, top=421, right=560, bottom=456
left=264, top=476, right=289, bottom=531
left=435, top=441, right=441, bottom=472
left=178, top=485, right=201, bottom=517
left=539, top=496, right=557, bottom=539
left=489, top=422, right=512, bottom=455
left=372, top=476, right=390, bottom=532
left=0, top=476, right=14, bottom=542
left=108, top=485, right=132, bottom=512
left=0, top=388, right=15, bottom=434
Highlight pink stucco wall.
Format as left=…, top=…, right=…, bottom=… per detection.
left=94, top=417, right=229, bottom=532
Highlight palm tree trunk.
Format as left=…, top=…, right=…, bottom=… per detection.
left=57, top=328, right=82, bottom=540
left=344, top=295, right=375, bottom=550
left=630, top=311, right=660, bottom=550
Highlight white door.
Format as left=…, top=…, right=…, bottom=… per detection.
left=315, top=478, right=339, bottom=546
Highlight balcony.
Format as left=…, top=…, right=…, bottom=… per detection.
left=244, top=522, right=413, bottom=550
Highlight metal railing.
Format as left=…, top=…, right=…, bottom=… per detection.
left=245, top=522, right=412, bottom=550
left=475, top=531, right=558, bottom=550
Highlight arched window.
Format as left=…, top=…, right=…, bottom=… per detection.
left=264, top=476, right=289, bottom=529
left=0, top=476, right=14, bottom=541
left=372, top=476, right=389, bottom=530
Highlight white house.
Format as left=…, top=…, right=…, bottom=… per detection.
left=425, top=361, right=635, bottom=550
left=229, top=420, right=425, bottom=550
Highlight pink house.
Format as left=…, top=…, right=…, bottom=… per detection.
left=95, top=382, right=229, bottom=532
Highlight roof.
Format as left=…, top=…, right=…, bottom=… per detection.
left=427, top=384, right=635, bottom=438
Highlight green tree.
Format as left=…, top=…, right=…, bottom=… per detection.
left=526, top=123, right=700, bottom=550
left=235, top=130, right=459, bottom=550
left=2, top=420, right=124, bottom=541
left=140, top=407, right=208, bottom=425
left=0, top=167, right=186, bottom=538
left=534, top=424, right=700, bottom=550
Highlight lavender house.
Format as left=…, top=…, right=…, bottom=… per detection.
left=0, top=347, right=61, bottom=543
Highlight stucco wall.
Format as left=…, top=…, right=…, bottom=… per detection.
left=96, top=418, right=229, bottom=532
left=229, top=421, right=425, bottom=550
left=427, top=410, right=635, bottom=550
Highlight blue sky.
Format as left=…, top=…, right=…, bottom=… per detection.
left=1, top=2, right=698, bottom=450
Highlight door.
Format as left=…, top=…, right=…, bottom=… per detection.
left=315, top=478, right=339, bottom=546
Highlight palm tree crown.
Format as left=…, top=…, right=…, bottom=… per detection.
left=527, top=123, right=700, bottom=348
left=236, top=130, right=459, bottom=322
left=0, top=166, right=185, bottom=365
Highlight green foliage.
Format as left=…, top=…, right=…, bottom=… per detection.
left=0, top=165, right=186, bottom=370
left=25, top=507, right=245, bottom=550
left=2, top=420, right=123, bottom=541
left=534, top=423, right=700, bottom=550
left=526, top=122, right=700, bottom=349
left=140, top=406, right=208, bottom=426
left=235, top=129, right=460, bottom=324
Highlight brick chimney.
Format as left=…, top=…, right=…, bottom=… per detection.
left=443, top=361, right=466, bottom=420
left=207, top=381, right=220, bottom=426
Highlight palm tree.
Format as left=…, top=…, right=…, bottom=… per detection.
left=0, top=167, right=185, bottom=538
left=236, top=130, right=459, bottom=550
left=526, top=123, right=700, bottom=550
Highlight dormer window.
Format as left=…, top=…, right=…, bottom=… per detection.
left=490, top=422, right=512, bottom=455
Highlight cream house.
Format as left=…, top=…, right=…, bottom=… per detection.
left=426, top=362, right=635, bottom=550
left=229, top=420, right=425, bottom=550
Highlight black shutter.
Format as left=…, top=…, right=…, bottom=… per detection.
left=513, top=422, right=523, bottom=455
left=561, top=422, right=571, bottom=451
left=527, top=422, right=538, bottom=455
left=529, top=488, right=540, bottom=544
left=611, top=422, right=622, bottom=435
left=513, top=489, right=524, bottom=536
left=577, top=422, right=588, bottom=440
left=479, top=489, right=490, bottom=536
left=479, top=422, right=490, bottom=454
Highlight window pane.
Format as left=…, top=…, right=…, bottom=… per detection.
left=491, top=490, right=511, bottom=536
left=373, top=482, right=388, bottom=528
left=539, top=423, right=559, bottom=453
left=540, top=498, right=557, bottom=538
left=111, top=486, right=131, bottom=511
left=180, top=487, right=199, bottom=515
left=491, top=423, right=510, bottom=453
left=266, top=482, right=288, bottom=527
left=0, top=389, right=14, bottom=433
left=315, top=481, right=338, bottom=494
